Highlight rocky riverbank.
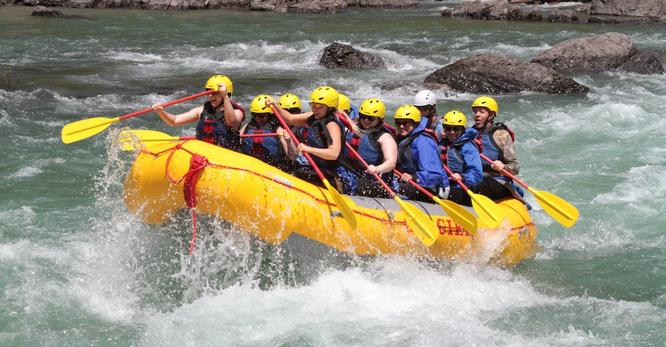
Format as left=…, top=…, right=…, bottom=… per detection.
left=442, top=0, right=666, bottom=24
left=2, top=0, right=416, bottom=12
left=5, top=0, right=665, bottom=21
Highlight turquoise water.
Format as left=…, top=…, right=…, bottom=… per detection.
left=1, top=3, right=665, bottom=345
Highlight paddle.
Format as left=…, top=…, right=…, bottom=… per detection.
left=269, top=104, right=358, bottom=231
left=240, top=133, right=278, bottom=138
left=443, top=165, right=505, bottom=228
left=474, top=145, right=579, bottom=227
left=61, top=90, right=214, bottom=144
left=118, top=129, right=194, bottom=151
left=393, top=169, right=477, bottom=235
left=344, top=143, right=439, bottom=246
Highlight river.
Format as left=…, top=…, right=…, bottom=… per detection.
left=1, top=2, right=664, bottom=345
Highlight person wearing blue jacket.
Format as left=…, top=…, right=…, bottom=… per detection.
left=395, top=104, right=450, bottom=202
left=440, top=110, right=482, bottom=206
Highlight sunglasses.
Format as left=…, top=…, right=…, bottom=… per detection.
left=395, top=120, right=414, bottom=127
left=253, top=113, right=270, bottom=118
left=359, top=114, right=379, bottom=121
left=444, top=126, right=464, bottom=132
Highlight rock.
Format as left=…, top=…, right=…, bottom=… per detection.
left=591, top=0, right=666, bottom=18
left=619, top=50, right=665, bottom=74
left=31, top=5, right=63, bottom=16
left=288, top=0, right=347, bottom=13
left=424, top=53, right=589, bottom=95
left=450, top=0, right=512, bottom=20
left=449, top=0, right=591, bottom=23
left=319, top=42, right=386, bottom=69
left=250, top=0, right=278, bottom=11
left=350, top=0, right=416, bottom=8
left=531, top=32, right=635, bottom=74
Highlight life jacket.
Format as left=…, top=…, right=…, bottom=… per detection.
left=475, top=122, right=514, bottom=174
left=196, top=101, right=244, bottom=150
left=241, top=118, right=283, bottom=166
left=424, top=128, right=440, bottom=142
left=397, top=129, right=436, bottom=175
left=345, top=125, right=392, bottom=169
left=293, top=112, right=343, bottom=169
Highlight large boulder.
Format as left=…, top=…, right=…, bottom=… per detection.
left=424, top=53, right=589, bottom=95
left=531, top=32, right=635, bottom=74
left=319, top=42, right=386, bottom=69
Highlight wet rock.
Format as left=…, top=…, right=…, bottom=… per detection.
left=531, top=32, right=635, bottom=74
left=31, top=5, right=62, bottom=16
left=424, top=53, right=589, bottom=95
left=319, top=42, right=386, bottom=69
left=619, top=50, right=665, bottom=74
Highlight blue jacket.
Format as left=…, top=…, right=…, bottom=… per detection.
left=348, top=105, right=359, bottom=121
left=441, top=128, right=483, bottom=187
left=397, top=118, right=449, bottom=191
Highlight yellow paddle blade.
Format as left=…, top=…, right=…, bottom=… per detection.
left=395, top=197, right=438, bottom=246
left=322, top=179, right=358, bottom=231
left=529, top=187, right=579, bottom=228
left=432, top=196, right=478, bottom=235
left=61, top=117, right=120, bottom=144
left=468, top=191, right=505, bottom=228
left=118, top=129, right=181, bottom=151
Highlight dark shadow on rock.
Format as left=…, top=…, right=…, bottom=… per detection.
left=620, top=50, right=665, bottom=74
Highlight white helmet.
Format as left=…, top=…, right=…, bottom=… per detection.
left=414, top=90, right=437, bottom=107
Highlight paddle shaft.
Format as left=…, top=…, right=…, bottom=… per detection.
left=393, top=169, right=437, bottom=199
left=269, top=104, right=327, bottom=181
left=344, top=143, right=396, bottom=197
left=442, top=165, right=472, bottom=192
left=240, top=133, right=278, bottom=138
left=120, top=89, right=214, bottom=121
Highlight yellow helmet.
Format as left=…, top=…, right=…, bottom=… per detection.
left=250, top=94, right=273, bottom=114
left=278, top=93, right=301, bottom=110
left=204, top=74, right=234, bottom=95
left=309, top=86, right=339, bottom=108
left=394, top=105, right=421, bottom=123
left=338, top=94, right=351, bottom=113
left=443, top=110, right=467, bottom=127
left=471, top=96, right=498, bottom=114
left=359, top=98, right=386, bottom=118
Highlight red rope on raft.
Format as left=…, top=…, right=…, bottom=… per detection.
left=160, top=142, right=210, bottom=255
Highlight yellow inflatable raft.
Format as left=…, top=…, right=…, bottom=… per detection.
left=124, top=139, right=538, bottom=267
